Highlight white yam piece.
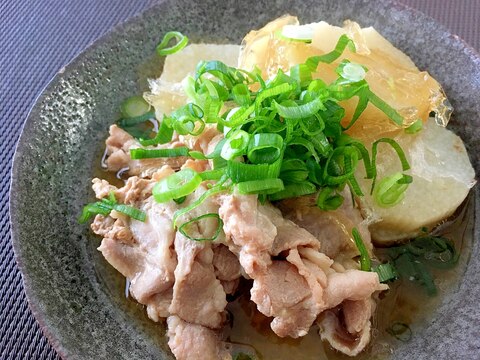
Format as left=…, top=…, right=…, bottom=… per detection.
left=357, top=118, right=476, bottom=244
left=144, top=44, right=240, bottom=118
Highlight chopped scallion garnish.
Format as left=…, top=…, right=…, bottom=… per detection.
left=178, top=213, right=223, bottom=241
left=152, top=168, right=203, bottom=203
left=120, top=96, right=151, bottom=119
left=352, top=227, right=371, bottom=271
left=129, top=147, right=189, bottom=159
left=373, top=263, right=398, bottom=283
left=156, top=31, right=189, bottom=56
left=79, top=192, right=146, bottom=223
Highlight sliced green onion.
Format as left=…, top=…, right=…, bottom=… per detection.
left=188, top=151, right=208, bottom=160
left=152, top=168, right=202, bottom=203
left=405, top=119, right=423, bottom=134
left=195, top=60, right=235, bottom=89
left=227, top=157, right=282, bottom=183
left=247, top=133, right=283, bottom=164
left=371, top=137, right=411, bottom=192
left=278, top=24, right=315, bottom=43
left=173, top=196, right=186, bottom=204
left=170, top=104, right=205, bottom=136
left=343, top=88, right=369, bottom=130
left=373, top=263, right=398, bottom=283
left=222, top=104, right=255, bottom=127
left=406, top=236, right=458, bottom=269
left=316, top=187, right=344, bottom=211
left=306, top=157, right=324, bottom=186
left=336, top=60, right=367, bottom=83
left=221, top=130, right=250, bottom=160
left=287, top=137, right=320, bottom=162
left=305, top=34, right=356, bottom=68
left=79, top=202, right=112, bottom=223
left=232, top=83, right=252, bottom=106
left=236, top=178, right=284, bottom=195
left=280, top=159, right=309, bottom=182
left=156, top=31, right=189, bottom=56
left=323, top=146, right=359, bottom=185
left=366, top=89, right=403, bottom=126
left=120, top=96, right=151, bottom=118
left=352, top=227, right=371, bottom=271
left=112, top=204, right=147, bottom=222
left=173, top=180, right=229, bottom=227
left=268, top=181, right=316, bottom=201
left=178, top=213, right=223, bottom=241
left=200, top=169, right=225, bottom=181
left=290, top=64, right=313, bottom=87
left=139, top=117, right=174, bottom=146
left=393, top=252, right=437, bottom=296
left=255, top=83, right=296, bottom=114
left=274, top=97, right=325, bottom=119
left=373, top=172, right=412, bottom=207
left=117, top=111, right=155, bottom=127
left=79, top=192, right=146, bottom=223
left=129, top=146, right=189, bottom=159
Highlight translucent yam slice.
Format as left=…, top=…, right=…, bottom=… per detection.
left=239, top=16, right=448, bottom=142
left=144, top=44, right=240, bottom=118
left=160, top=43, right=241, bottom=83
left=239, top=15, right=319, bottom=80
left=313, top=21, right=448, bottom=141
left=356, top=119, right=476, bottom=243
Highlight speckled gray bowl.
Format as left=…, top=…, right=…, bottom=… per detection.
left=9, top=0, right=480, bottom=359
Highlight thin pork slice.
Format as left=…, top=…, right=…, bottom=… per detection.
left=317, top=298, right=374, bottom=357
left=277, top=189, right=372, bottom=262
left=169, top=186, right=228, bottom=329
left=167, top=316, right=232, bottom=360
left=104, top=124, right=188, bottom=177
left=169, top=233, right=227, bottom=329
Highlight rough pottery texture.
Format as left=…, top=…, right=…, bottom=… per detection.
left=9, top=0, right=480, bottom=359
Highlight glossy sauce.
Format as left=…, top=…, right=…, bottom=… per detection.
left=90, top=156, right=474, bottom=359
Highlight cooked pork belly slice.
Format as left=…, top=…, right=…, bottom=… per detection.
left=167, top=316, right=232, bottom=360
left=104, top=124, right=188, bottom=177
left=318, top=308, right=372, bottom=357
left=95, top=198, right=178, bottom=304
left=91, top=215, right=133, bottom=244
left=250, top=260, right=316, bottom=338
left=259, top=204, right=320, bottom=256
left=220, top=279, right=240, bottom=295
left=169, top=233, right=227, bottom=329
left=257, top=249, right=383, bottom=339
left=218, top=194, right=320, bottom=275
left=169, top=185, right=228, bottom=329
left=277, top=189, right=372, bottom=261
left=146, top=289, right=173, bottom=322
left=219, top=193, right=385, bottom=342
left=356, top=118, right=476, bottom=243
left=324, top=270, right=387, bottom=309
left=342, top=298, right=373, bottom=335
left=218, top=194, right=276, bottom=275
left=213, top=244, right=242, bottom=282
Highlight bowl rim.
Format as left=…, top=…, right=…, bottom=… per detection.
left=8, top=0, right=480, bottom=358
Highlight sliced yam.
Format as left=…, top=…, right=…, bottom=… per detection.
left=144, top=43, right=240, bottom=118
left=356, top=119, right=476, bottom=244
left=160, top=43, right=241, bottom=83
left=238, top=16, right=447, bottom=142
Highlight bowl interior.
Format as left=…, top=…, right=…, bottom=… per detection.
left=10, top=0, right=480, bottom=359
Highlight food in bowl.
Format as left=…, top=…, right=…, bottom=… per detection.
left=80, top=16, right=476, bottom=359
